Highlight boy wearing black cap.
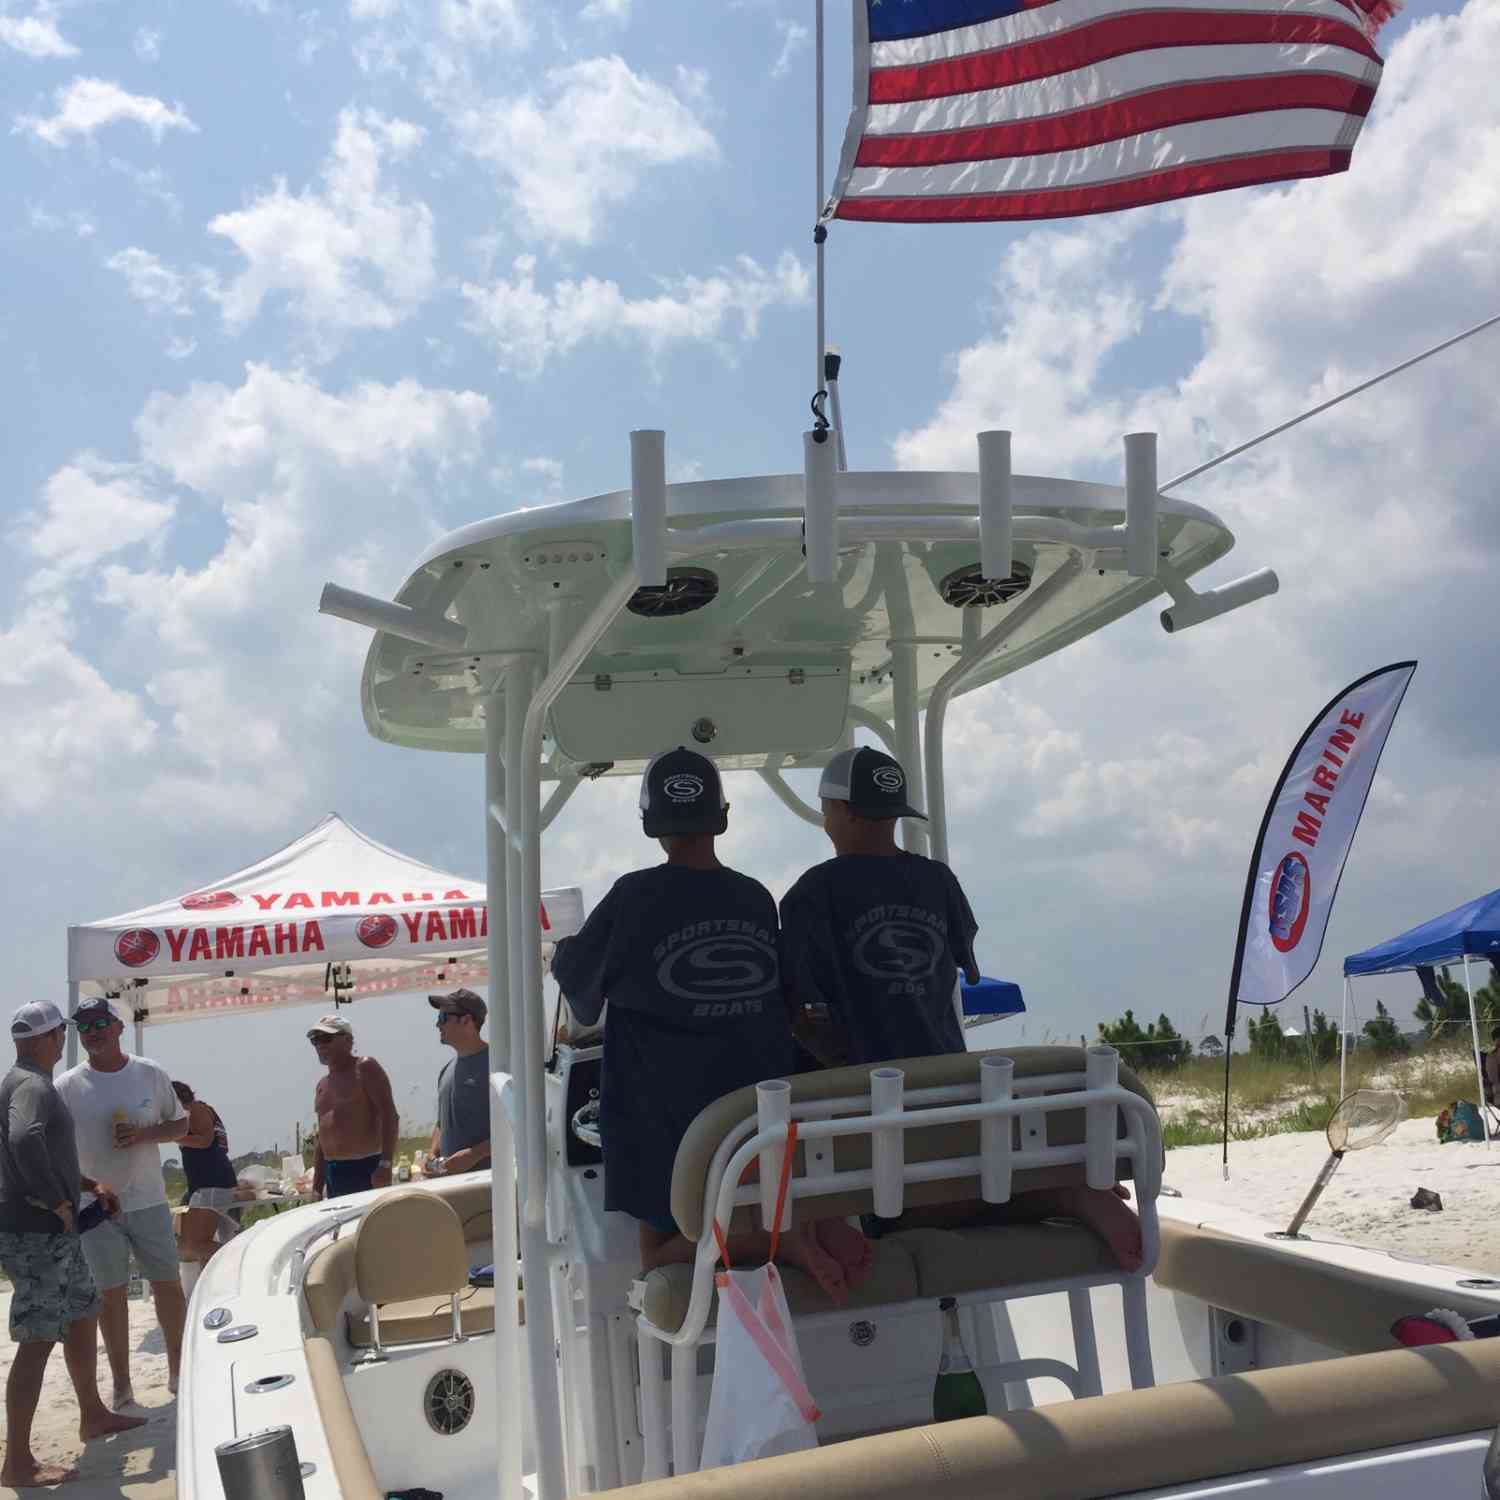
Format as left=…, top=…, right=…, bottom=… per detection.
left=425, top=988, right=491, bottom=1177
left=551, top=748, right=859, bottom=1300
left=780, top=746, right=978, bottom=1068
left=781, top=747, right=1142, bottom=1270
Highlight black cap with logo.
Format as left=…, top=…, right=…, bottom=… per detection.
left=640, top=747, right=729, bottom=838
left=818, top=746, right=927, bottom=821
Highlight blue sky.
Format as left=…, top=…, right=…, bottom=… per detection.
left=3, top=0, right=1497, bottom=1151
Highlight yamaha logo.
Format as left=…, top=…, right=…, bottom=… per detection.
left=656, top=934, right=778, bottom=1003
left=663, top=773, right=705, bottom=803
left=871, top=766, right=904, bottom=793
left=180, top=890, right=240, bottom=911
left=115, top=929, right=160, bottom=968
left=852, top=921, right=943, bottom=981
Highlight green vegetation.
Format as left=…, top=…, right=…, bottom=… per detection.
left=1097, top=1009, right=1190, bottom=1069
left=1415, top=969, right=1499, bottom=1038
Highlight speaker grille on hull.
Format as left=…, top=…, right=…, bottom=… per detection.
left=424, top=1368, right=476, bottom=1436
left=939, top=561, right=1033, bottom=609
left=626, top=566, right=720, bottom=618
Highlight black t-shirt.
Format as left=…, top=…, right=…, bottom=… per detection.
left=551, top=865, right=795, bottom=1227
left=779, top=852, right=980, bottom=1065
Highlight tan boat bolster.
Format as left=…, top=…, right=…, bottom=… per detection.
left=304, top=1335, right=382, bottom=1500
left=627, top=1338, right=1500, bottom=1500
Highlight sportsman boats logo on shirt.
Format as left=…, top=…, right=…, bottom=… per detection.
left=653, top=919, right=778, bottom=1011
left=847, top=903, right=946, bottom=996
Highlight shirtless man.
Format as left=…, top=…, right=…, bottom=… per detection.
left=306, top=1016, right=397, bottom=1199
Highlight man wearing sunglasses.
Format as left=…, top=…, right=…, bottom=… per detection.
left=56, top=996, right=189, bottom=1409
left=2, top=1002, right=144, bottom=1487
left=422, top=988, right=490, bottom=1178
left=306, top=1015, right=397, bottom=1199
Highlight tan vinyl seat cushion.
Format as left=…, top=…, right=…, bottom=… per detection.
left=625, top=1339, right=1500, bottom=1500
left=640, top=1238, right=919, bottom=1334
left=671, top=1047, right=1156, bottom=1242
left=354, top=1188, right=468, bottom=1306
left=346, top=1284, right=498, bottom=1348
left=1156, top=1217, right=1500, bottom=1355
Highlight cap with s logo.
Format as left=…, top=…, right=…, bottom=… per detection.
left=640, top=747, right=729, bottom=838
left=818, top=746, right=927, bottom=821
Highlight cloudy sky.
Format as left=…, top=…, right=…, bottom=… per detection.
left=4, top=0, right=1496, bottom=1153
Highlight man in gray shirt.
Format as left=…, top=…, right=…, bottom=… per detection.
left=423, top=989, right=490, bottom=1176
left=1, top=1002, right=142, bottom=1488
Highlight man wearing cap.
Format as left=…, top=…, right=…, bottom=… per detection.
left=424, top=988, right=490, bottom=1177
left=2, top=1003, right=144, bottom=1487
left=56, top=996, right=189, bottom=1408
left=780, top=747, right=1143, bottom=1271
left=307, top=1015, right=398, bottom=1199
left=551, top=747, right=861, bottom=1301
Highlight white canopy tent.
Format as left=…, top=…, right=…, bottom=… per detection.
left=65, top=812, right=583, bottom=1064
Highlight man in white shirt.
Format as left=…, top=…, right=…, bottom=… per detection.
left=57, top=998, right=189, bottom=1407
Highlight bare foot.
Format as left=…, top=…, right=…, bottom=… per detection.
left=111, top=1385, right=136, bottom=1409
left=812, top=1217, right=875, bottom=1286
left=775, top=1221, right=849, bottom=1304
left=1057, top=1186, right=1143, bottom=1271
left=80, top=1407, right=148, bottom=1440
left=1, top=1459, right=81, bottom=1487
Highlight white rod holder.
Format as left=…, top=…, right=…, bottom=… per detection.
left=803, top=429, right=839, bottom=583
left=756, top=1079, right=793, bottom=1234
left=978, top=430, right=1013, bottom=582
left=871, top=1067, right=906, bottom=1219
left=630, top=429, right=668, bottom=589
left=1123, top=432, right=1159, bottom=580
left=1159, top=566, right=1279, bottom=633
left=1085, top=1046, right=1119, bottom=1191
left=979, top=1055, right=1014, bottom=1204
left=318, top=582, right=468, bottom=651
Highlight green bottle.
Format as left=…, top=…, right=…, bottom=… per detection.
left=933, top=1297, right=988, bottom=1422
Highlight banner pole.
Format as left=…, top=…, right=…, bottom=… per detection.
left=1220, top=1015, right=1234, bottom=1179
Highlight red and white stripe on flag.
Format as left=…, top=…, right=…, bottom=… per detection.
left=826, top=0, right=1399, bottom=224
left=1231, top=662, right=1416, bottom=1010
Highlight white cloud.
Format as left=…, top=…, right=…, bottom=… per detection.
left=0, top=12, right=76, bottom=58
left=107, top=247, right=194, bottom=317
left=207, top=108, right=436, bottom=347
left=29, top=204, right=95, bottom=237
left=134, top=27, right=162, bottom=61
left=15, top=77, right=198, bottom=146
left=0, top=600, right=158, bottom=816
left=451, top=55, right=717, bottom=243
left=22, top=457, right=176, bottom=579
left=165, top=335, right=198, bottom=360
left=350, top=0, right=530, bottom=78
left=462, top=249, right=809, bottom=374
left=771, top=19, right=808, bottom=78
left=521, top=455, right=564, bottom=492
left=580, top=0, right=629, bottom=22
left=110, top=159, right=183, bottom=220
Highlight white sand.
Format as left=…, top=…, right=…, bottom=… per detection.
left=0, top=1288, right=175, bottom=1498
left=1164, top=1118, right=1500, bottom=1274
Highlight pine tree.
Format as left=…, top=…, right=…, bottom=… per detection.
left=1199, top=1035, right=1224, bottom=1058
left=1247, top=1009, right=1285, bottom=1061
left=1361, top=1000, right=1410, bottom=1058
left=1414, top=971, right=1500, bottom=1041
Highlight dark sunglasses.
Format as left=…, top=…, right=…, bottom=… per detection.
left=308, top=1033, right=337, bottom=1046
left=74, top=1017, right=116, bottom=1035
left=436, top=1011, right=468, bottom=1026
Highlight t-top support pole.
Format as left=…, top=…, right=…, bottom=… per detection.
left=484, top=691, right=510, bottom=1070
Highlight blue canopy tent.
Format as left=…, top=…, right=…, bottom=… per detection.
left=960, top=976, right=1025, bottom=1029
left=1341, top=887, right=1500, bottom=1144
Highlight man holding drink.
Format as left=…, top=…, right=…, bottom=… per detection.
left=56, top=998, right=188, bottom=1407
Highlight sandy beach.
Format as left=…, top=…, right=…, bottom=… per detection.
left=0, top=1289, right=174, bottom=1500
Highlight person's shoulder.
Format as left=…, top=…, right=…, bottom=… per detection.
left=782, top=858, right=839, bottom=903
left=133, top=1056, right=174, bottom=1084
left=355, top=1053, right=389, bottom=1076
left=716, top=867, right=776, bottom=905
left=54, top=1062, right=83, bottom=1094
left=908, top=851, right=972, bottom=895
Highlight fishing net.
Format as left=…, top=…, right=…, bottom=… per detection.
left=1276, top=1088, right=1406, bottom=1239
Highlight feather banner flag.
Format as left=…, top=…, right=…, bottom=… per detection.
left=1219, top=660, right=1416, bottom=1166
left=825, top=0, right=1401, bottom=224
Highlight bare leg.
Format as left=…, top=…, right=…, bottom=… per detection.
left=64, top=1316, right=146, bottom=1440
left=811, top=1217, right=874, bottom=1286
left=150, top=1279, right=187, bottom=1392
left=2, top=1340, right=79, bottom=1488
left=96, top=1285, right=134, bottom=1405
left=178, top=1209, right=221, bottom=1266
left=1030, top=1186, right=1143, bottom=1271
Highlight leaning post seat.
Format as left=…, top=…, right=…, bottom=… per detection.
left=630, top=1045, right=1163, bottom=1479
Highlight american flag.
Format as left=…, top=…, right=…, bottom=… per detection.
left=825, top=0, right=1398, bottom=223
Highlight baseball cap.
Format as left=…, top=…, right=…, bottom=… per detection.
left=640, top=747, right=729, bottom=838
left=72, top=996, right=121, bottom=1026
left=307, top=1014, right=354, bottom=1039
left=11, top=1001, right=66, bottom=1038
left=818, top=746, right=927, bottom=821
left=428, top=987, right=487, bottom=1025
